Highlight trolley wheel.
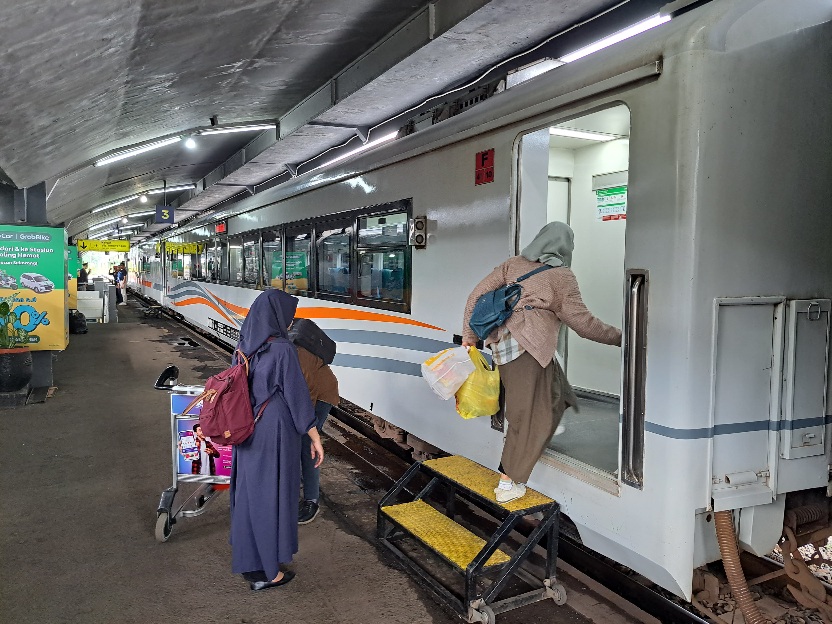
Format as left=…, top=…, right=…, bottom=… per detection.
left=478, top=606, right=495, bottom=624
left=196, top=495, right=206, bottom=509
left=155, top=512, right=173, bottom=542
left=548, top=582, right=567, bottom=605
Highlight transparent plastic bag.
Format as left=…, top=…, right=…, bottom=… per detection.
left=421, top=347, right=476, bottom=400
left=455, top=348, right=500, bottom=419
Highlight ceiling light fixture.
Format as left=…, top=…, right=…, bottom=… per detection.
left=140, top=195, right=148, bottom=203
left=129, top=210, right=156, bottom=218
left=145, top=184, right=197, bottom=194
left=94, top=136, right=182, bottom=167
left=549, top=128, right=618, bottom=142
left=312, top=132, right=398, bottom=172
left=89, top=217, right=123, bottom=231
left=184, top=137, right=197, bottom=149
left=559, top=14, right=670, bottom=64
left=91, top=194, right=141, bottom=214
left=197, top=123, right=276, bottom=136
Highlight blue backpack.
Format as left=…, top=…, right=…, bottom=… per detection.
left=468, top=264, right=553, bottom=340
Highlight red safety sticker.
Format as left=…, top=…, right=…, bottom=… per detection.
left=475, top=149, right=495, bottom=186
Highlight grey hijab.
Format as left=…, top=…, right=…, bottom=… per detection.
left=521, top=221, right=574, bottom=267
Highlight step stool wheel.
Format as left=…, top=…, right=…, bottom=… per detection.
left=547, top=582, right=567, bottom=605
left=472, top=605, right=495, bottom=624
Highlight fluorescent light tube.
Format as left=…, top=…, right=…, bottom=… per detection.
left=89, top=217, right=123, bottom=231
left=198, top=124, right=275, bottom=135
left=94, top=136, right=182, bottom=167
left=91, top=194, right=141, bottom=213
left=128, top=210, right=157, bottom=218
left=145, top=184, right=196, bottom=195
left=560, top=14, right=670, bottom=63
left=313, top=132, right=398, bottom=172
left=549, top=127, right=618, bottom=142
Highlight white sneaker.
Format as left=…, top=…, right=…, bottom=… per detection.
left=555, top=424, right=566, bottom=436
left=118, top=302, right=127, bottom=306
left=495, top=482, right=527, bottom=504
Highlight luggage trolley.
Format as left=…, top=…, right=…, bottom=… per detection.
left=153, top=366, right=231, bottom=542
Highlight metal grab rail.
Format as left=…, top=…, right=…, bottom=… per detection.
left=622, top=270, right=647, bottom=489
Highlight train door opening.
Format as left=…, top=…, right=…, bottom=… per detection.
left=517, top=104, right=630, bottom=478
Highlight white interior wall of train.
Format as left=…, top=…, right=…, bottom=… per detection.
left=129, top=0, right=832, bottom=600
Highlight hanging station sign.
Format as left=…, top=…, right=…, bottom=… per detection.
left=155, top=205, right=174, bottom=224
left=162, top=242, right=203, bottom=255
left=76, top=239, right=131, bottom=252
left=0, top=225, right=68, bottom=351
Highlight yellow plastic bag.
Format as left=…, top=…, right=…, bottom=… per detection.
left=455, top=348, right=500, bottom=419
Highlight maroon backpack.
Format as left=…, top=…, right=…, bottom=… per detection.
left=181, top=349, right=268, bottom=446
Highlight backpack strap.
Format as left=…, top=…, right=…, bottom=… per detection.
left=234, top=349, right=251, bottom=376
left=514, top=264, right=554, bottom=283
left=180, top=389, right=213, bottom=416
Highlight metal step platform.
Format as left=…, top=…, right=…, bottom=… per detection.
left=377, top=455, right=566, bottom=624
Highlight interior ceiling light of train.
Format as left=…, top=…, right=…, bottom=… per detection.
left=4, top=0, right=676, bottom=242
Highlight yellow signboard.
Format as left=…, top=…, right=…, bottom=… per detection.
left=76, top=239, right=130, bottom=252
left=159, top=242, right=203, bottom=255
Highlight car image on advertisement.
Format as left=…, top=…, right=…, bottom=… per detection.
left=0, top=271, right=16, bottom=289
left=20, top=272, right=54, bottom=293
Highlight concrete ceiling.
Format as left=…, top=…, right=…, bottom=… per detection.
left=0, top=0, right=646, bottom=239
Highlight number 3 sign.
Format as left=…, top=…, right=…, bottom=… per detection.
left=155, top=205, right=175, bottom=224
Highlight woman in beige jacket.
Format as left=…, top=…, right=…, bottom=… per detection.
left=462, top=222, right=621, bottom=503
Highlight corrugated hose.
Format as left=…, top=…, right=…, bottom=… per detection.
left=714, top=510, right=768, bottom=624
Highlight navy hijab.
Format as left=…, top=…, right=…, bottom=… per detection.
left=236, top=289, right=298, bottom=357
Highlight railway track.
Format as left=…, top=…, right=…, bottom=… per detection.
left=131, top=292, right=829, bottom=624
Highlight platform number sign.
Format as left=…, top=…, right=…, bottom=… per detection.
left=155, top=205, right=174, bottom=224
left=475, top=149, right=495, bottom=186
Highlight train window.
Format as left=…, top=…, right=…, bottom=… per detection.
left=189, top=247, right=203, bottom=281
left=206, top=239, right=219, bottom=281
left=518, top=104, right=632, bottom=481
left=262, top=230, right=283, bottom=290
left=229, top=235, right=244, bottom=283
left=218, top=238, right=230, bottom=282
left=169, top=250, right=183, bottom=280
left=242, top=233, right=260, bottom=286
left=316, top=222, right=352, bottom=297
left=357, top=213, right=408, bottom=246
left=357, top=212, right=408, bottom=304
left=284, top=227, right=311, bottom=297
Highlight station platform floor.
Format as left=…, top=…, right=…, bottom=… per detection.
left=0, top=301, right=653, bottom=624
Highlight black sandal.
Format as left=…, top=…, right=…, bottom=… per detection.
left=250, top=570, right=295, bottom=591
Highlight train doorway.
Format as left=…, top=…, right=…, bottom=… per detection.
left=517, top=104, right=630, bottom=479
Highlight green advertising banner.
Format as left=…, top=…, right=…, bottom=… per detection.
left=271, top=251, right=308, bottom=293
left=0, top=226, right=68, bottom=351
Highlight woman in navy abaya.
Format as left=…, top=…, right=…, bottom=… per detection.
left=230, top=289, right=324, bottom=591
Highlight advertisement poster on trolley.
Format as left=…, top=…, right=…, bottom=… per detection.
left=171, top=392, right=232, bottom=477
left=0, top=225, right=68, bottom=350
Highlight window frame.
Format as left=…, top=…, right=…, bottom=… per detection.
left=168, top=198, right=412, bottom=312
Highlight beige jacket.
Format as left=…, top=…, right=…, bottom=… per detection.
left=462, top=256, right=621, bottom=368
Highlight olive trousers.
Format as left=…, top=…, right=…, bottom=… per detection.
left=498, top=351, right=577, bottom=483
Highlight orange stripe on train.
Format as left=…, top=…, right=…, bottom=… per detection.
left=172, top=297, right=236, bottom=325
left=211, top=293, right=250, bottom=318
left=297, top=307, right=443, bottom=331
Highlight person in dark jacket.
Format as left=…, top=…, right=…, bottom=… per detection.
left=229, top=289, right=324, bottom=591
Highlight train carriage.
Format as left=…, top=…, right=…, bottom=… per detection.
left=130, top=0, right=832, bottom=602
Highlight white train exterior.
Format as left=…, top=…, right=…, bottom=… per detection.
left=130, top=0, right=832, bottom=600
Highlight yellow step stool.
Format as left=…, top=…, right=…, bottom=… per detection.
left=423, top=456, right=553, bottom=513
left=377, top=455, right=565, bottom=624
left=381, top=500, right=510, bottom=569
